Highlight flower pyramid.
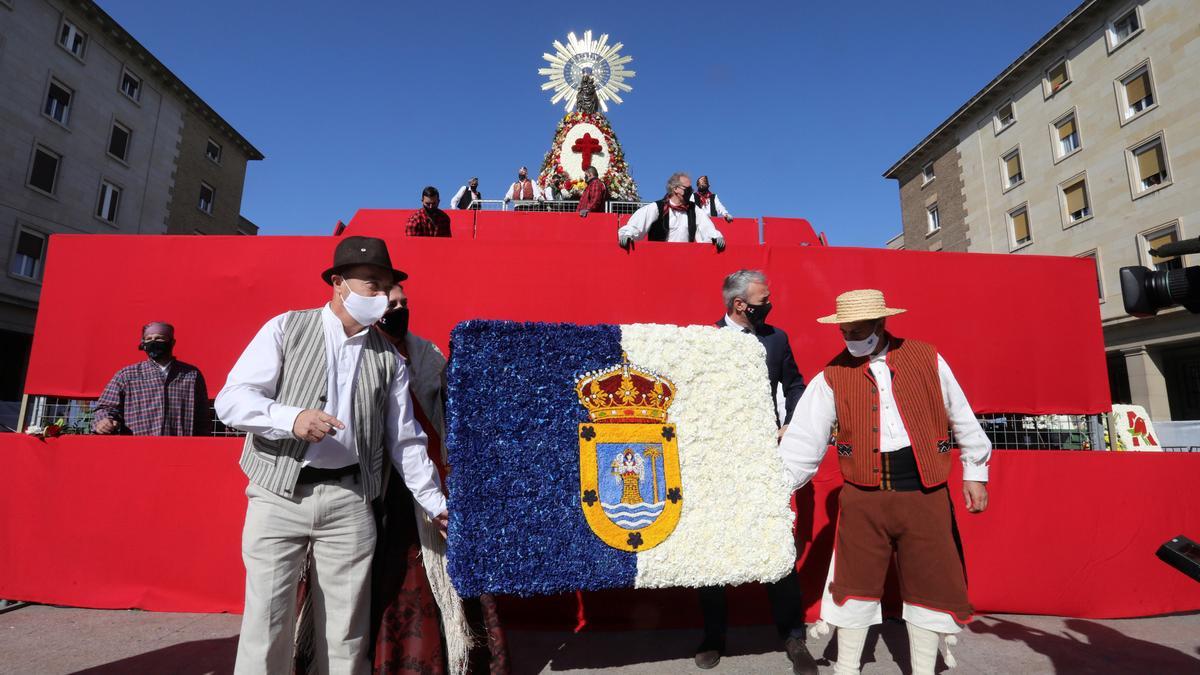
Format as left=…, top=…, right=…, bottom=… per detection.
left=536, top=111, right=640, bottom=202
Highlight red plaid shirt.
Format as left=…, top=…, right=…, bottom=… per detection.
left=405, top=208, right=452, bottom=237
left=578, top=179, right=608, bottom=213
left=93, top=359, right=211, bottom=436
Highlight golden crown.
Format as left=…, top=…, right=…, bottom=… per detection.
left=575, top=354, right=675, bottom=423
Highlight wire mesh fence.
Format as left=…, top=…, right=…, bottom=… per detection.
left=21, top=397, right=244, bottom=437
left=19, top=396, right=1118, bottom=450
left=606, top=201, right=649, bottom=215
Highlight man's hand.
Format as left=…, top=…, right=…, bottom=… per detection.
left=713, top=237, right=727, bottom=253
left=777, top=424, right=789, bottom=443
left=579, top=209, right=589, bottom=217
left=434, top=510, right=449, bottom=539
left=93, top=418, right=119, bottom=434
left=963, top=480, right=989, bottom=513
left=292, top=409, right=345, bottom=443
left=619, top=234, right=633, bottom=251
left=724, top=214, right=734, bottom=223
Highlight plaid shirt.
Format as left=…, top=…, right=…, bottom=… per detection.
left=93, top=359, right=211, bottom=436
left=405, top=208, right=452, bottom=237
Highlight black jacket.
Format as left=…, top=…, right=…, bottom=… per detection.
left=716, top=317, right=806, bottom=427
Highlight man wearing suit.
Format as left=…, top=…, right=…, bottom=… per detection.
left=694, top=270, right=816, bottom=674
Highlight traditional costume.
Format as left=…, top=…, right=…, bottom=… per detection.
left=778, top=290, right=991, bottom=675
left=618, top=199, right=723, bottom=243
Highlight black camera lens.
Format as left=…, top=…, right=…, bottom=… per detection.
left=1120, top=265, right=1200, bottom=317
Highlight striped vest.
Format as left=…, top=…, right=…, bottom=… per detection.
left=823, top=336, right=952, bottom=488
left=238, top=309, right=398, bottom=501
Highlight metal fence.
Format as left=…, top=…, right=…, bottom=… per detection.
left=19, top=396, right=1119, bottom=450
left=977, top=413, right=1106, bottom=450
left=606, top=201, right=649, bottom=215
left=21, top=396, right=244, bottom=437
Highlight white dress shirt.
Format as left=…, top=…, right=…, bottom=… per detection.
left=503, top=180, right=543, bottom=202
left=778, top=343, right=991, bottom=489
left=215, top=305, right=447, bottom=517
left=618, top=201, right=724, bottom=243
left=449, top=185, right=478, bottom=209
left=692, top=193, right=731, bottom=219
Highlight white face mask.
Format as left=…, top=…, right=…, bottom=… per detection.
left=844, top=329, right=881, bottom=357
left=339, top=283, right=390, bottom=327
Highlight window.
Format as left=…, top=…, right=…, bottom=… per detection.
left=27, top=145, right=60, bottom=195
left=1144, top=225, right=1183, bottom=272
left=1002, top=149, right=1023, bottom=189
left=921, top=162, right=934, bottom=185
left=95, top=181, right=121, bottom=224
left=120, top=68, right=142, bottom=102
left=1107, top=6, right=1143, bottom=50
left=1055, top=113, right=1080, bottom=159
left=926, top=204, right=940, bottom=234
left=1077, top=250, right=1104, bottom=300
left=205, top=139, right=222, bottom=164
left=1008, top=206, right=1031, bottom=248
left=1044, top=59, right=1070, bottom=96
left=1119, top=65, right=1156, bottom=121
left=58, top=18, right=86, bottom=58
left=1129, top=136, right=1170, bottom=194
left=44, top=80, right=72, bottom=126
left=1062, top=178, right=1091, bottom=224
left=10, top=229, right=47, bottom=281
left=107, top=122, right=131, bottom=162
left=198, top=182, right=215, bottom=214
left=994, top=102, right=1015, bottom=133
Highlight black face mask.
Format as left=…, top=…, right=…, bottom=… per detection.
left=378, top=307, right=409, bottom=340
left=745, top=301, right=772, bottom=326
left=423, top=205, right=437, bottom=214
left=697, top=184, right=709, bottom=194
left=140, top=340, right=173, bottom=360
left=680, top=186, right=693, bottom=202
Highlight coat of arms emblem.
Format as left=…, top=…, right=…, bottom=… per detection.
left=576, top=354, right=682, bottom=552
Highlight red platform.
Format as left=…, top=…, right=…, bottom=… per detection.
left=5, top=233, right=1192, bottom=626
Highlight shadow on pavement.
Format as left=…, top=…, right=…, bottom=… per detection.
left=971, top=616, right=1200, bottom=673
left=73, top=635, right=238, bottom=674
left=510, top=626, right=783, bottom=673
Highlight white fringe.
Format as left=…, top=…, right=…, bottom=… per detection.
left=940, top=634, right=958, bottom=669
left=415, top=502, right=475, bottom=675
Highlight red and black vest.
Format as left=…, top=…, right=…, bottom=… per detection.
left=823, top=335, right=952, bottom=488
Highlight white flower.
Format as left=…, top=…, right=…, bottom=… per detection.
left=620, top=324, right=795, bottom=589
left=24, top=425, right=45, bottom=436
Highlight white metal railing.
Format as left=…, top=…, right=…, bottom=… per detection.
left=606, top=201, right=650, bottom=215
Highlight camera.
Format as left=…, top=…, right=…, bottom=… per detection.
left=1119, top=236, right=1200, bottom=317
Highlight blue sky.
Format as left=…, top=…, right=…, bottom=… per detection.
left=101, top=0, right=1081, bottom=245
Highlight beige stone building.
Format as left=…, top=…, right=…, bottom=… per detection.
left=884, top=0, right=1199, bottom=420
left=0, top=0, right=263, bottom=403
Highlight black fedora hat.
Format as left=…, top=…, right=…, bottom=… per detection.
left=321, top=236, right=408, bottom=285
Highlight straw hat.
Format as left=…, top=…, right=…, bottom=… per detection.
left=816, top=289, right=907, bottom=324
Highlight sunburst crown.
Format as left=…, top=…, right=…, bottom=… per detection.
left=538, top=30, right=635, bottom=113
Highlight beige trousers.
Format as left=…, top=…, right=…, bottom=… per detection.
left=234, top=475, right=376, bottom=675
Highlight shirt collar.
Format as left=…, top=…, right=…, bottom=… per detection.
left=723, top=314, right=752, bottom=334
left=322, top=303, right=370, bottom=341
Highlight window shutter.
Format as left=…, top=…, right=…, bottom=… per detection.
left=1064, top=182, right=1087, bottom=214
left=1136, top=144, right=1164, bottom=181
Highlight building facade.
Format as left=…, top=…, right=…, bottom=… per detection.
left=0, top=0, right=262, bottom=402
left=884, top=0, right=1199, bottom=421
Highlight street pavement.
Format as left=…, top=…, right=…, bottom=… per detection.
left=1, top=605, right=1197, bottom=674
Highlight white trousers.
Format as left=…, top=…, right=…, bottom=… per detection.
left=235, top=475, right=376, bottom=675
left=819, top=551, right=962, bottom=634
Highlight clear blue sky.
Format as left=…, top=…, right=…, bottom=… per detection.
left=101, top=0, right=1081, bottom=246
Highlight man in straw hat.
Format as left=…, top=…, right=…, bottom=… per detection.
left=216, top=236, right=448, bottom=674
left=777, top=289, right=991, bottom=675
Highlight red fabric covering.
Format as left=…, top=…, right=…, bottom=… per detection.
left=345, top=209, right=475, bottom=240
left=2, top=435, right=1198, bottom=624
left=26, top=236, right=1108, bottom=414
left=716, top=217, right=760, bottom=246
left=761, top=216, right=821, bottom=246
left=473, top=211, right=619, bottom=243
